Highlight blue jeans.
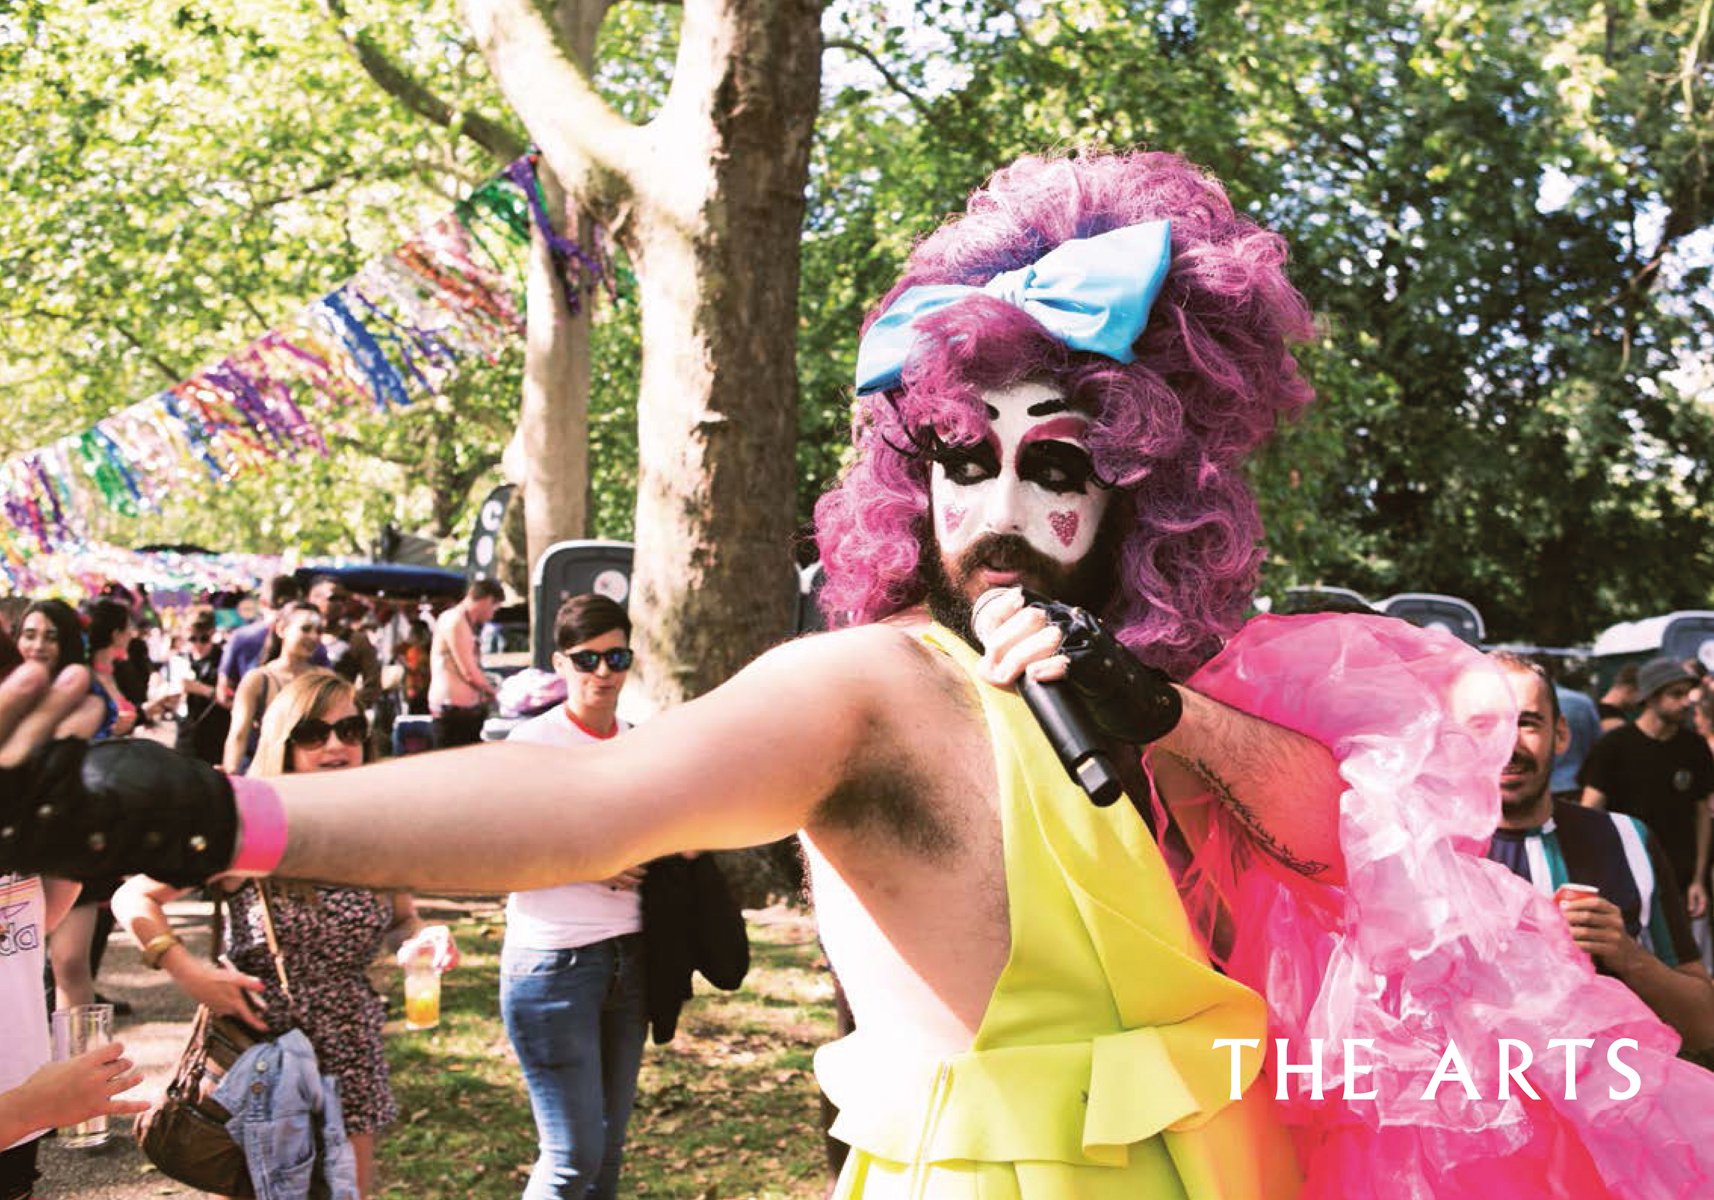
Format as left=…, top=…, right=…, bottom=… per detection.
left=500, top=935, right=648, bottom=1200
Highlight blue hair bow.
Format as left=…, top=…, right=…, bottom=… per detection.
left=854, top=219, right=1172, bottom=396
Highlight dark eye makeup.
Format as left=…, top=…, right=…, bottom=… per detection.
left=932, top=443, right=1000, bottom=485
left=1018, top=441, right=1097, bottom=493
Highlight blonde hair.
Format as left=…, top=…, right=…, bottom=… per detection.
left=248, top=668, right=360, bottom=778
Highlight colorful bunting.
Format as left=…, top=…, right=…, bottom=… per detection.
left=0, top=155, right=595, bottom=561
left=0, top=542, right=293, bottom=603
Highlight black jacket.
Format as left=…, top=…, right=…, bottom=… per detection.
left=640, top=853, right=749, bottom=1044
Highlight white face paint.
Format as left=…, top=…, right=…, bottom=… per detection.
left=929, top=380, right=1110, bottom=593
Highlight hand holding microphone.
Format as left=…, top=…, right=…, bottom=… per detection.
left=973, top=588, right=1182, bottom=806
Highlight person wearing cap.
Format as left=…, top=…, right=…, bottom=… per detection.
left=1580, top=655, right=1713, bottom=962
left=1484, top=653, right=1714, bottom=1051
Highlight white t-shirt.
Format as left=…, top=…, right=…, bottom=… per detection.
left=1, top=874, right=49, bottom=1150
left=503, top=706, right=643, bottom=951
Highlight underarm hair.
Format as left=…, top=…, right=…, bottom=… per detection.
left=1170, top=752, right=1333, bottom=879
left=812, top=636, right=965, bottom=861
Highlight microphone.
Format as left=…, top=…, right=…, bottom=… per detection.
left=972, top=588, right=1125, bottom=807
left=1017, top=674, right=1124, bottom=807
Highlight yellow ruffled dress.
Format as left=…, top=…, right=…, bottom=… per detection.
left=816, top=626, right=1300, bottom=1199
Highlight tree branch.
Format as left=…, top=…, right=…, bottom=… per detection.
left=250, top=160, right=424, bottom=211
left=111, top=322, right=184, bottom=385
left=459, top=0, right=638, bottom=220
left=824, top=37, right=933, bottom=121
left=323, top=0, right=528, bottom=164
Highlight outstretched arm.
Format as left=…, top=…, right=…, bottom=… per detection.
left=0, top=634, right=894, bottom=894
left=0, top=1046, right=147, bottom=1145
left=274, top=632, right=871, bottom=891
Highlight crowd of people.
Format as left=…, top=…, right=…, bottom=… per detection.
left=0, top=573, right=745, bottom=1200
left=6, top=149, right=1714, bottom=1200
left=5, top=577, right=1714, bottom=1200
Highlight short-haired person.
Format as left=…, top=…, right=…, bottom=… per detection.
left=502, top=595, right=650, bottom=1200
left=307, top=576, right=381, bottom=707
left=1483, top=653, right=1714, bottom=1051
left=165, top=614, right=231, bottom=766
left=428, top=578, right=503, bottom=749
left=217, top=575, right=326, bottom=707
left=12, top=151, right=1714, bottom=1194
left=1580, top=656, right=1713, bottom=951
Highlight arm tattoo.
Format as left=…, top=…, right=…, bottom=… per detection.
left=1181, top=755, right=1332, bottom=879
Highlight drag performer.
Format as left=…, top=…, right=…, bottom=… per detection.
left=3, top=151, right=1712, bottom=1198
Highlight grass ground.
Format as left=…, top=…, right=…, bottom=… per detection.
left=376, top=908, right=836, bottom=1200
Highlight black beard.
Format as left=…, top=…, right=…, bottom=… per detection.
left=1500, top=786, right=1552, bottom=821
left=1499, top=752, right=1553, bottom=821
left=920, top=515, right=1122, bottom=649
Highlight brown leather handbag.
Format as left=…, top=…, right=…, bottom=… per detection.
left=133, top=883, right=312, bottom=1198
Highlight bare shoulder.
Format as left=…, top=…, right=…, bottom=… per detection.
left=738, top=623, right=966, bottom=729
left=746, top=622, right=933, bottom=682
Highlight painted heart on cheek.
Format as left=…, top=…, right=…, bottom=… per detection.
left=1048, top=510, right=1080, bottom=548
left=943, top=505, right=968, bottom=535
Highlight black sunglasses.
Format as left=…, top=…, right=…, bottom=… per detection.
left=288, top=715, right=369, bottom=750
left=564, top=648, right=634, bottom=673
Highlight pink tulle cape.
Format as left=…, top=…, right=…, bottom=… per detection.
left=1169, top=614, right=1714, bottom=1198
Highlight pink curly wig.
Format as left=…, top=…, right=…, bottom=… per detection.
left=812, top=150, right=1316, bottom=676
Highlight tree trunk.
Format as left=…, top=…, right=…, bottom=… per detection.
left=516, top=0, right=608, bottom=622
left=463, top=0, right=821, bottom=901
left=464, top=0, right=822, bottom=706
left=622, top=0, right=822, bottom=708
left=519, top=165, right=592, bottom=579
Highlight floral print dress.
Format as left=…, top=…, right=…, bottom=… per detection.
left=222, top=881, right=399, bottom=1133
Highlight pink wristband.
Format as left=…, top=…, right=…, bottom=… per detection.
left=226, top=775, right=288, bottom=877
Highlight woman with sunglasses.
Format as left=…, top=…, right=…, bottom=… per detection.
left=224, top=601, right=324, bottom=773
left=502, top=594, right=649, bottom=1200
left=115, top=671, right=457, bottom=1198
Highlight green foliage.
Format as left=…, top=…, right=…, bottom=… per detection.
left=0, top=0, right=523, bottom=561
left=807, top=0, right=1714, bottom=645
left=588, top=258, right=643, bottom=540
left=7, top=0, right=1714, bottom=647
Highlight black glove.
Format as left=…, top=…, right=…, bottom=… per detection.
left=0, top=738, right=238, bottom=886
left=1022, top=592, right=1182, bottom=745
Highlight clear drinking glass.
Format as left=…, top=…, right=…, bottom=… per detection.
left=50, top=1003, right=115, bottom=1148
left=403, top=956, right=441, bottom=1031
